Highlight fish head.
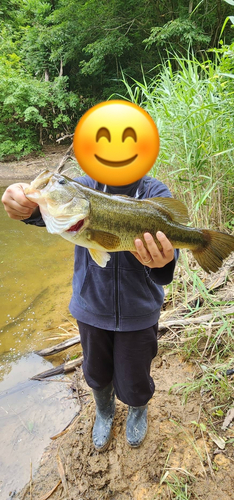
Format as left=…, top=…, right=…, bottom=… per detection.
left=24, top=170, right=90, bottom=234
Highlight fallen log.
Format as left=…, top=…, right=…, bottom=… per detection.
left=158, top=305, right=234, bottom=331
left=31, top=356, right=83, bottom=380
left=35, top=335, right=81, bottom=357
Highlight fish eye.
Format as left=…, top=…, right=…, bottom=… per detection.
left=96, top=127, right=111, bottom=142
left=58, top=178, right=67, bottom=185
left=122, top=127, right=137, bottom=142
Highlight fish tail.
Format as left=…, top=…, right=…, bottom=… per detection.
left=192, top=229, right=234, bottom=273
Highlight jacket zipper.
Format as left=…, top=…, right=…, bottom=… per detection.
left=115, top=253, right=119, bottom=330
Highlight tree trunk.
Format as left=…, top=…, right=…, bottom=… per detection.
left=59, top=58, right=63, bottom=77
left=189, top=1, right=193, bottom=14
left=45, top=68, right=50, bottom=81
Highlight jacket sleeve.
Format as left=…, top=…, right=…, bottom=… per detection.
left=145, top=253, right=179, bottom=286
left=23, top=207, right=45, bottom=226
left=143, top=177, right=179, bottom=285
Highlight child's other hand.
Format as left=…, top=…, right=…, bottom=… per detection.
left=1, top=183, right=38, bottom=220
left=131, top=231, right=174, bottom=268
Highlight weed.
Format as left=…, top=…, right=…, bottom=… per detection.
left=121, top=52, right=234, bottom=229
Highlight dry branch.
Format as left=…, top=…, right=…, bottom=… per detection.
left=56, top=133, right=74, bottom=143
left=56, top=143, right=74, bottom=172
left=35, top=334, right=80, bottom=357
left=31, top=356, right=83, bottom=380
left=158, top=305, right=234, bottom=331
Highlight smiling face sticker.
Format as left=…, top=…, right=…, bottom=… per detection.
left=73, top=100, right=160, bottom=186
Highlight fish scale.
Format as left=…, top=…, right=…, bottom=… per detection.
left=24, top=170, right=234, bottom=273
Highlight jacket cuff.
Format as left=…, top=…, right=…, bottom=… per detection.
left=22, top=207, right=45, bottom=227
left=145, top=250, right=179, bottom=286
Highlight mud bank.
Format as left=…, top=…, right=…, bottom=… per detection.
left=0, top=145, right=69, bottom=186
left=17, top=352, right=234, bottom=500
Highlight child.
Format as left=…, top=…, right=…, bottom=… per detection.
left=2, top=172, right=178, bottom=450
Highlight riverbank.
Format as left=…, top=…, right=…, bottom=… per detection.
left=17, top=348, right=234, bottom=500
left=0, top=145, right=69, bottom=186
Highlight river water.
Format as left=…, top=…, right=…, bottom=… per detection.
left=0, top=187, right=79, bottom=499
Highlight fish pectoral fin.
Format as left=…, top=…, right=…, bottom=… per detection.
left=145, top=197, right=190, bottom=225
left=89, top=230, right=120, bottom=250
left=89, top=249, right=111, bottom=267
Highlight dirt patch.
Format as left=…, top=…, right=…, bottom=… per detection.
left=16, top=352, right=234, bottom=500
left=0, top=145, right=70, bottom=185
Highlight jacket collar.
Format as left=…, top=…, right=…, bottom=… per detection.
left=95, top=176, right=147, bottom=199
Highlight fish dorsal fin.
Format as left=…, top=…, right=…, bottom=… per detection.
left=89, top=249, right=111, bottom=267
left=145, top=197, right=190, bottom=225
left=88, top=229, right=120, bottom=250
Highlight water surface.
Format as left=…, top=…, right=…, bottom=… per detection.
left=0, top=186, right=79, bottom=498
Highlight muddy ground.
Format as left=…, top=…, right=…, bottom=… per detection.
left=16, top=353, right=234, bottom=500
left=0, top=144, right=73, bottom=186
left=1, top=146, right=234, bottom=500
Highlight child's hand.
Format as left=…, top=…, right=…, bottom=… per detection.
left=1, top=183, right=38, bottom=220
left=131, top=231, right=175, bottom=268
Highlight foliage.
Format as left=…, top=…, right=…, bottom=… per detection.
left=144, top=18, right=210, bottom=53
left=121, top=50, right=234, bottom=229
left=0, top=54, right=80, bottom=158
left=1, top=0, right=234, bottom=157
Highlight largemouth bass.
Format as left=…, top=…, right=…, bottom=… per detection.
left=24, top=170, right=234, bottom=273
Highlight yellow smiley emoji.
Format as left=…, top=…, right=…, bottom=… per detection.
left=73, top=100, right=160, bottom=186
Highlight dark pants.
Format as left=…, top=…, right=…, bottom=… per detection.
left=77, top=321, right=158, bottom=407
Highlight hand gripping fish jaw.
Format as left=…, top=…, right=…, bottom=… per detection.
left=24, top=170, right=90, bottom=235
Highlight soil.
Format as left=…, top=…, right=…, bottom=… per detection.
left=1, top=146, right=234, bottom=500
left=16, top=354, right=234, bottom=500
left=0, top=145, right=71, bottom=186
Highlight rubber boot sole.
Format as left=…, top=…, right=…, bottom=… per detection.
left=126, top=422, right=148, bottom=448
left=93, top=429, right=112, bottom=452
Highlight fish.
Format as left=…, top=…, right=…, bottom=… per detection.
left=24, top=170, right=234, bottom=273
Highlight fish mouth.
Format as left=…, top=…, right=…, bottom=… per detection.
left=66, top=219, right=84, bottom=233
left=94, top=154, right=138, bottom=167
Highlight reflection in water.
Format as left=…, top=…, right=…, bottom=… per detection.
left=0, top=354, right=79, bottom=499
left=0, top=187, right=78, bottom=497
left=0, top=187, right=75, bottom=377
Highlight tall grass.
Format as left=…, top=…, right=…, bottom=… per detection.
left=120, top=53, right=234, bottom=230
left=119, top=52, right=234, bottom=413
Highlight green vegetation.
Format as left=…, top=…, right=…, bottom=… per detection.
left=121, top=48, right=234, bottom=230
left=1, top=0, right=234, bottom=158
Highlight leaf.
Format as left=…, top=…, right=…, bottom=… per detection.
left=222, top=407, right=234, bottom=430
left=223, top=0, right=234, bottom=6
left=208, top=432, right=226, bottom=450
left=215, top=409, right=224, bottom=417
left=56, top=453, right=68, bottom=495
left=200, top=422, right=207, bottom=432
left=38, top=480, right=61, bottom=500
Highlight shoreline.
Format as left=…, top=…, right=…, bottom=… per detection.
left=0, top=144, right=70, bottom=187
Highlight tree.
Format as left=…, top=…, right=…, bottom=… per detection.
left=1, top=0, right=234, bottom=157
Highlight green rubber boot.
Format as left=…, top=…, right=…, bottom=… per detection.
left=126, top=404, right=148, bottom=447
left=92, top=382, right=115, bottom=451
